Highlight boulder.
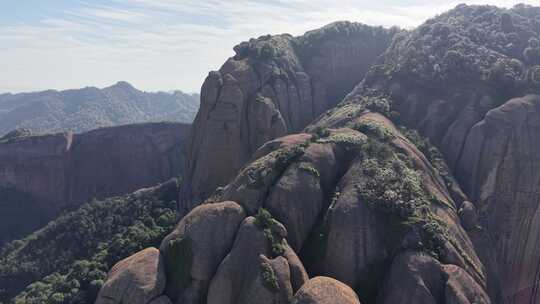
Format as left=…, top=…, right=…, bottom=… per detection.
left=207, top=216, right=307, bottom=304
left=458, top=201, right=478, bottom=230
left=292, top=276, right=361, bottom=304
left=181, top=23, right=397, bottom=206
left=159, top=201, right=246, bottom=303
left=95, top=247, right=166, bottom=304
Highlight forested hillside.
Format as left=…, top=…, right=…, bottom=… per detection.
left=0, top=81, right=199, bottom=136
left=0, top=179, right=179, bottom=304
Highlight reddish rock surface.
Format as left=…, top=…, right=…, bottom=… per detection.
left=181, top=23, right=397, bottom=208
left=0, top=122, right=190, bottom=244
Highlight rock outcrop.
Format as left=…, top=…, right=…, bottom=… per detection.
left=0, top=122, right=190, bottom=245
left=182, top=22, right=398, bottom=207
left=103, top=109, right=488, bottom=304
left=292, top=276, right=361, bottom=304
left=100, top=4, right=540, bottom=304
left=96, top=247, right=167, bottom=304
left=159, top=201, right=246, bottom=303
left=456, top=95, right=540, bottom=303
left=334, top=5, right=540, bottom=303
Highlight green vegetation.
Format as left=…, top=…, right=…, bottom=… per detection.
left=0, top=129, right=33, bottom=144
left=298, top=163, right=320, bottom=178
left=246, top=141, right=309, bottom=188
left=298, top=21, right=399, bottom=59
left=254, top=208, right=286, bottom=256
left=365, top=4, right=540, bottom=93
left=310, top=126, right=331, bottom=142
left=355, top=137, right=448, bottom=259
left=352, top=120, right=393, bottom=140
left=361, top=96, right=392, bottom=117
left=260, top=261, right=279, bottom=292
left=317, top=131, right=365, bottom=150
left=399, top=127, right=453, bottom=186
left=233, top=34, right=286, bottom=61
left=0, top=179, right=180, bottom=304
left=308, top=94, right=396, bottom=134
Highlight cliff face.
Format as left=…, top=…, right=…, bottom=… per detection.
left=339, top=4, right=540, bottom=303
left=17, top=4, right=540, bottom=304
left=456, top=95, right=540, bottom=303
left=0, top=133, right=72, bottom=244
left=99, top=110, right=490, bottom=304
left=182, top=22, right=398, bottom=207
left=0, top=122, right=190, bottom=245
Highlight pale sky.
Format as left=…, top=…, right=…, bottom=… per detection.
left=0, top=0, right=538, bottom=94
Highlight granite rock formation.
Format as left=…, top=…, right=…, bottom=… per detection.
left=0, top=122, right=190, bottom=245
left=334, top=4, right=540, bottom=303
left=43, top=3, right=540, bottom=304
left=104, top=109, right=490, bottom=303
left=182, top=22, right=398, bottom=207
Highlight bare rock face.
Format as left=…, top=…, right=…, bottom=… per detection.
left=292, top=276, right=361, bottom=304
left=456, top=95, right=540, bottom=303
left=96, top=247, right=166, bottom=304
left=0, top=132, right=72, bottom=204
left=0, top=132, right=72, bottom=244
left=159, top=201, right=246, bottom=304
left=378, top=251, right=490, bottom=304
left=378, top=252, right=444, bottom=304
left=68, top=123, right=189, bottom=204
left=0, top=122, right=190, bottom=245
left=443, top=264, right=491, bottom=304
left=206, top=216, right=307, bottom=304
left=458, top=201, right=478, bottom=230
left=99, top=6, right=540, bottom=304
left=182, top=22, right=397, bottom=207
left=332, top=5, right=540, bottom=303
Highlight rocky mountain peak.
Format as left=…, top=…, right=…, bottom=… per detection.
left=3, top=4, right=540, bottom=304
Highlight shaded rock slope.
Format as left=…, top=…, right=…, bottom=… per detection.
left=0, top=122, right=190, bottom=245
left=0, top=81, right=199, bottom=136
left=76, top=4, right=540, bottom=304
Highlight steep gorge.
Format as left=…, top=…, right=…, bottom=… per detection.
left=0, top=122, right=190, bottom=245
left=182, top=22, right=398, bottom=207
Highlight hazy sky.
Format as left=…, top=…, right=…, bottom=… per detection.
left=0, top=0, right=537, bottom=94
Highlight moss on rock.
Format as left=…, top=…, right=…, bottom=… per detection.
left=254, top=208, right=287, bottom=256
left=298, top=163, right=320, bottom=178
left=260, top=260, right=279, bottom=292
left=354, top=135, right=449, bottom=259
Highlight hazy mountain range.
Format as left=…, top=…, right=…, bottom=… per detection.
left=0, top=81, right=199, bottom=136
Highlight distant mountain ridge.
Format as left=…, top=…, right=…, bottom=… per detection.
left=0, top=81, right=199, bottom=136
